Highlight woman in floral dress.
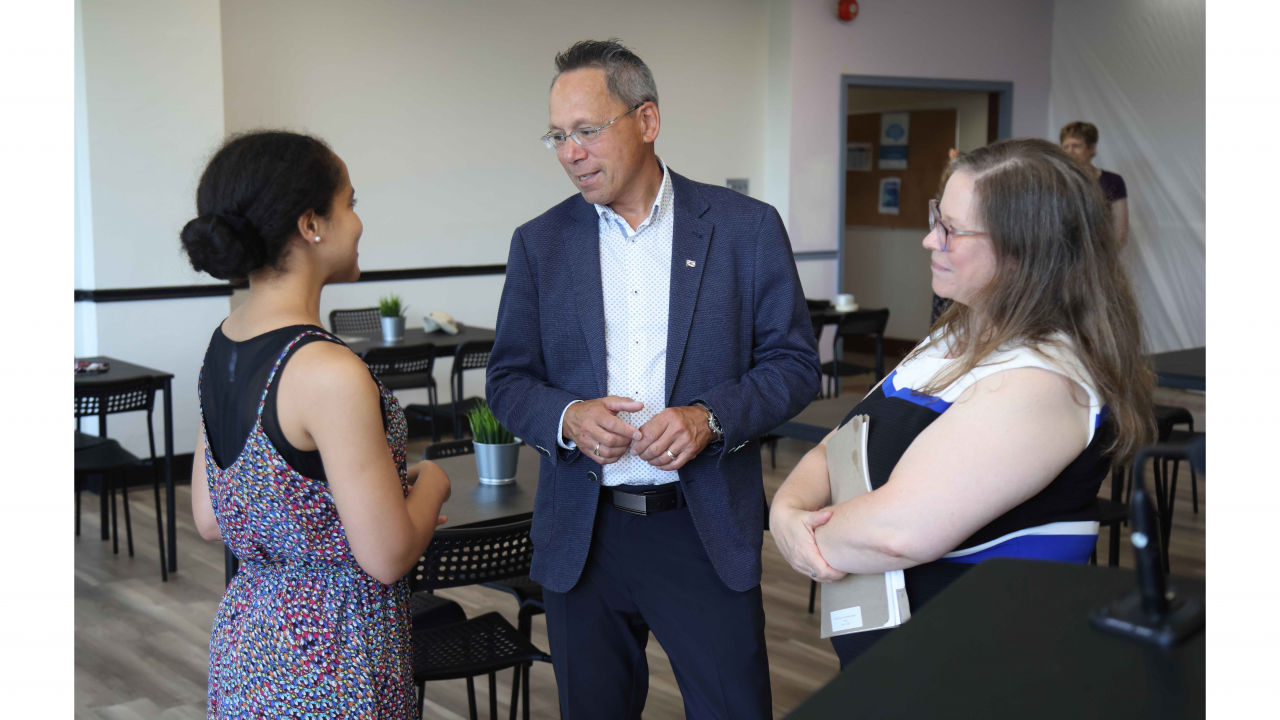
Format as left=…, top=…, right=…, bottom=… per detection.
left=179, top=131, right=452, bottom=718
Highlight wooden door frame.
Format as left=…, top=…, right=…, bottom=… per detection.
left=836, top=75, right=1013, bottom=293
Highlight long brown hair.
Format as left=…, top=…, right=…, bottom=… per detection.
left=921, top=138, right=1154, bottom=462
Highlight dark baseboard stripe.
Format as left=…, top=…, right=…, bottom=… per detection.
left=355, top=264, right=507, bottom=282
left=793, top=250, right=839, bottom=261
left=75, top=285, right=235, bottom=303
left=74, top=264, right=509, bottom=303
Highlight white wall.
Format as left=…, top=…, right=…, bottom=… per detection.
left=79, top=0, right=226, bottom=290
left=220, top=0, right=771, bottom=272
left=785, top=0, right=1055, bottom=263
left=765, top=0, right=793, bottom=222
left=76, top=0, right=228, bottom=455
left=843, top=89, right=991, bottom=340
left=1048, top=0, right=1205, bottom=353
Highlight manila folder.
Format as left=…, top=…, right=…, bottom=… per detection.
left=819, top=415, right=909, bottom=638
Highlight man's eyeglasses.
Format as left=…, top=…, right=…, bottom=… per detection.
left=542, top=103, right=644, bottom=150
left=928, top=198, right=984, bottom=252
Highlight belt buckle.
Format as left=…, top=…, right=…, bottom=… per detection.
left=610, top=489, right=650, bottom=516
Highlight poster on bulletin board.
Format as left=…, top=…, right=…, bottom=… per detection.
left=847, top=142, right=873, bottom=171
left=879, top=112, right=910, bottom=170
left=878, top=177, right=901, bottom=214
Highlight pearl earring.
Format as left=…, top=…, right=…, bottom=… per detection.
left=313, top=235, right=321, bottom=243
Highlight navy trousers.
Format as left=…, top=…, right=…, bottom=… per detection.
left=543, top=494, right=773, bottom=720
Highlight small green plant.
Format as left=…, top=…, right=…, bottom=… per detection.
left=466, top=400, right=515, bottom=444
left=378, top=294, right=407, bottom=318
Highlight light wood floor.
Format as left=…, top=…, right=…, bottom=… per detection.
left=74, top=384, right=1205, bottom=719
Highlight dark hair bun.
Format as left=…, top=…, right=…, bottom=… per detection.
left=179, top=214, right=262, bottom=281
left=180, top=130, right=342, bottom=281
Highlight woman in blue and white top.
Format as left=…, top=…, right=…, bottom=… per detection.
left=770, top=138, right=1155, bottom=667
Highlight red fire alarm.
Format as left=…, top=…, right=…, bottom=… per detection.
left=838, top=0, right=859, bottom=22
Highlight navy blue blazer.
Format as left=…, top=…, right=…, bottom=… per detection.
left=486, top=170, right=821, bottom=593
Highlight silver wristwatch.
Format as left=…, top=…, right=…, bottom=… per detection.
left=693, top=402, right=724, bottom=442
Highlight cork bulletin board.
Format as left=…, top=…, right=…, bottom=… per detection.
left=845, top=109, right=957, bottom=229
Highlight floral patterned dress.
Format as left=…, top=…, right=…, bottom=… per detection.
left=201, top=330, right=415, bottom=719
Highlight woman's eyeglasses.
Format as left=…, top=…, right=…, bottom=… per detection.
left=928, top=199, right=985, bottom=252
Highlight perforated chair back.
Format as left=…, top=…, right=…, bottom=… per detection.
left=74, top=378, right=157, bottom=419
left=452, top=340, right=494, bottom=376
left=361, top=343, right=436, bottom=378
left=329, top=307, right=381, bottom=336
left=424, top=439, right=475, bottom=461
left=448, top=340, right=496, bottom=437
left=834, top=308, right=890, bottom=339
left=409, top=519, right=533, bottom=593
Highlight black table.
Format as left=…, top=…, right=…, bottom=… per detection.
left=341, top=323, right=495, bottom=357
left=432, top=444, right=540, bottom=529
left=75, top=356, right=178, bottom=574
left=786, top=559, right=1205, bottom=719
left=1150, top=347, right=1205, bottom=392
left=771, top=395, right=861, bottom=443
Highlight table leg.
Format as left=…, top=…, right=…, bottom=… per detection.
left=164, top=378, right=177, bottom=573
left=99, top=419, right=110, bottom=540
left=1108, top=465, right=1125, bottom=566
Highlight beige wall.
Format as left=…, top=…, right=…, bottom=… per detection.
left=75, top=0, right=230, bottom=456
left=78, top=0, right=226, bottom=290
left=220, top=0, right=771, bottom=272
left=843, top=88, right=991, bottom=341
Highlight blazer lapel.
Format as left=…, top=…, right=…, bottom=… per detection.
left=665, top=173, right=713, bottom=404
left=568, top=199, right=609, bottom=397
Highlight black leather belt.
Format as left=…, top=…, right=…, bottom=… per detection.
left=601, top=483, right=686, bottom=516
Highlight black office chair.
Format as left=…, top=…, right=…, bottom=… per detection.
left=1091, top=497, right=1129, bottom=567
left=408, top=519, right=551, bottom=720
left=1151, top=429, right=1205, bottom=572
left=479, top=573, right=545, bottom=720
left=329, top=307, right=381, bottom=336
left=820, top=309, right=890, bottom=398
left=424, top=438, right=475, bottom=462
left=425, top=439, right=548, bottom=718
left=807, top=299, right=833, bottom=367
left=760, top=433, right=783, bottom=469
left=1151, top=405, right=1198, bottom=514
left=362, top=343, right=440, bottom=442
left=74, top=378, right=168, bottom=581
left=1107, top=405, right=1196, bottom=570
left=450, top=340, right=495, bottom=438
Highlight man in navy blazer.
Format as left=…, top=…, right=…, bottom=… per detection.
left=487, top=40, right=820, bottom=720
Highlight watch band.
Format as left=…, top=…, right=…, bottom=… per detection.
left=693, top=401, right=723, bottom=441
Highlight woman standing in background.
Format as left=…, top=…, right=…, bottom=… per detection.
left=1061, top=121, right=1130, bottom=248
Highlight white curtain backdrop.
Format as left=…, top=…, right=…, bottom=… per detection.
left=1049, top=0, right=1205, bottom=353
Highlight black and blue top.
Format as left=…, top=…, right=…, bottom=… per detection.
left=829, top=333, right=1113, bottom=665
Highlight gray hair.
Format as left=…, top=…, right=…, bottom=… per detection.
left=552, top=38, right=659, bottom=109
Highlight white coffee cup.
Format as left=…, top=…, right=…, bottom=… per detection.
left=834, top=293, right=857, bottom=311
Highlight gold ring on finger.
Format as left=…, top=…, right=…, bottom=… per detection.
left=666, top=450, right=677, bottom=461
left=594, top=443, right=601, bottom=457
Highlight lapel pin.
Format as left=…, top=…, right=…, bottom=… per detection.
left=686, top=260, right=696, bottom=268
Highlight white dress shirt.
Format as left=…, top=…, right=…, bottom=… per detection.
left=557, top=160, right=678, bottom=486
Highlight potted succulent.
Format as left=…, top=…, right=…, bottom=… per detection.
left=466, top=400, right=519, bottom=485
left=378, top=294, right=408, bottom=342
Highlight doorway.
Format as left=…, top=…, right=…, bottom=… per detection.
left=836, top=76, right=1012, bottom=346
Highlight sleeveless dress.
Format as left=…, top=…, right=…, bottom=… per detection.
left=200, top=327, right=416, bottom=719
left=829, top=333, right=1113, bottom=667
